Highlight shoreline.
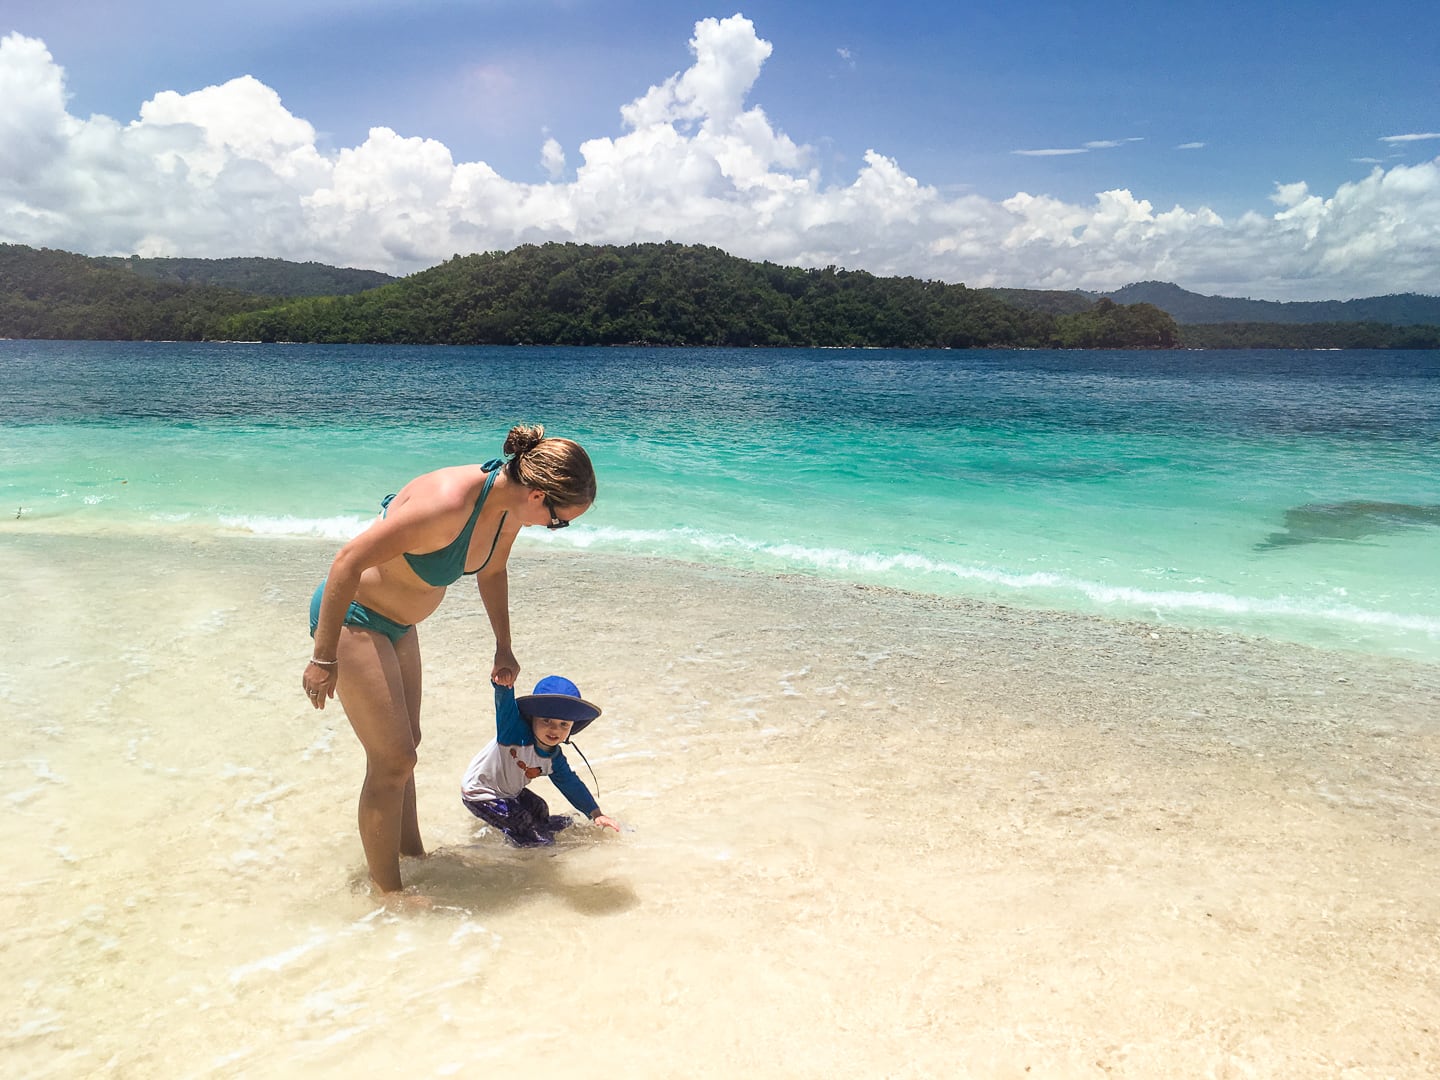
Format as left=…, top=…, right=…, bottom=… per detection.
left=6, top=516, right=1438, bottom=666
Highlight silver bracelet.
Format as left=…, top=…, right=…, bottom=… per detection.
left=309, top=657, right=339, bottom=667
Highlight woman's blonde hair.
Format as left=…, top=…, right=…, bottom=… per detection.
left=502, top=424, right=596, bottom=508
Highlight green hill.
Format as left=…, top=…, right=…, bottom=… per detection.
left=975, top=287, right=1096, bottom=316
left=217, top=242, right=1178, bottom=349
left=0, top=244, right=272, bottom=340
left=2, top=241, right=1179, bottom=348
left=91, top=255, right=395, bottom=297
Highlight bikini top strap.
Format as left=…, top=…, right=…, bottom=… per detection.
left=466, top=460, right=510, bottom=576
left=479, top=460, right=503, bottom=506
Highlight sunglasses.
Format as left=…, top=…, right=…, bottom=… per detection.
left=544, top=496, right=570, bottom=530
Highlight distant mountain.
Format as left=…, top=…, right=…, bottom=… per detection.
left=0, top=244, right=272, bottom=340
left=931, top=279, right=1440, bottom=346
left=92, top=255, right=396, bottom=297
left=1100, top=281, right=1440, bottom=326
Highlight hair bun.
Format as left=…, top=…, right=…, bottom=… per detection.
left=503, top=423, right=546, bottom=457
left=507, top=430, right=596, bottom=507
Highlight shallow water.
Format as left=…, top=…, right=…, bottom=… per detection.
left=3, top=531, right=1439, bottom=1077
left=4, top=340, right=1438, bottom=659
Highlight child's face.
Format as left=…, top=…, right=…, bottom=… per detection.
left=531, top=714, right=574, bottom=748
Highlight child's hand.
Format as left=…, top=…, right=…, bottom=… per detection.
left=491, top=646, right=519, bottom=687
left=590, top=813, right=621, bottom=833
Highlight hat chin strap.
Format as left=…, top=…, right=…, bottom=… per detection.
left=564, top=737, right=599, bottom=797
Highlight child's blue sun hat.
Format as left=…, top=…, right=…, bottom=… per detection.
left=516, top=675, right=602, bottom=734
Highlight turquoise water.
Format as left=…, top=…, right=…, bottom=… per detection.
left=4, top=339, right=1438, bottom=659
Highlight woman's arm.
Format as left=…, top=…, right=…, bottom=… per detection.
left=303, top=475, right=471, bottom=707
left=476, top=527, right=521, bottom=686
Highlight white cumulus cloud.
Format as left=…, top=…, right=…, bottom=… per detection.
left=1, top=23, right=1438, bottom=300
left=540, top=136, right=565, bottom=180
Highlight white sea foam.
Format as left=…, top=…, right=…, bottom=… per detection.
left=218, top=514, right=369, bottom=540
left=240, top=783, right=297, bottom=808
left=228, top=931, right=334, bottom=984
left=24, top=759, right=65, bottom=786
left=553, top=525, right=1440, bottom=640
left=86, top=511, right=1433, bottom=656
left=301, top=728, right=336, bottom=761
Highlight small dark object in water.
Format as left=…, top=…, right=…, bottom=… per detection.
left=1256, top=500, right=1440, bottom=550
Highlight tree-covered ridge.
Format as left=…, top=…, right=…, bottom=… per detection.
left=0, top=244, right=271, bottom=340
left=91, top=255, right=396, bottom=297
left=22, top=240, right=1438, bottom=348
left=1178, top=321, right=1440, bottom=349
left=1104, top=281, right=1440, bottom=326
left=976, top=287, right=1096, bottom=316
left=218, top=242, right=1179, bottom=348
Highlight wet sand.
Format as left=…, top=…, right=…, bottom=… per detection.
left=2, top=530, right=1438, bottom=1077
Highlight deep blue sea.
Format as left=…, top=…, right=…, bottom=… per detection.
left=3, top=339, right=1438, bottom=659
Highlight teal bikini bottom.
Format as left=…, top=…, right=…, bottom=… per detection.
left=310, top=580, right=413, bottom=644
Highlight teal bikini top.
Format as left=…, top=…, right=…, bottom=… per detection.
left=381, top=459, right=506, bottom=587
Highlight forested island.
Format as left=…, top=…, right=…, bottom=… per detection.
left=215, top=243, right=1178, bottom=348
left=2, top=241, right=1437, bottom=349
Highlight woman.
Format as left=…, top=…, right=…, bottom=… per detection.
left=303, top=424, right=595, bottom=894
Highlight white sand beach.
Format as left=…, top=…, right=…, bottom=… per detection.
left=3, top=529, right=1438, bottom=1077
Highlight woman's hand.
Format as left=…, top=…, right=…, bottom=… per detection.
left=590, top=812, right=621, bottom=833
left=303, top=660, right=338, bottom=710
left=491, top=646, right=520, bottom=688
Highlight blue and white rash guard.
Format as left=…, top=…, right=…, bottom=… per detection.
left=460, top=682, right=599, bottom=818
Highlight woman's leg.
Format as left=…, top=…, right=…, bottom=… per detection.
left=394, top=627, right=424, bottom=858
left=336, top=626, right=416, bottom=893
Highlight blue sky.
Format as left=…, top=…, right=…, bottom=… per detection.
left=3, top=1, right=1438, bottom=299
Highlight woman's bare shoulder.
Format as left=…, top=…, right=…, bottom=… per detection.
left=395, top=464, right=488, bottom=512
